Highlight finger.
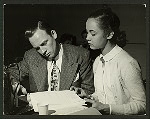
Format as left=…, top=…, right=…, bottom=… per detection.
left=85, top=102, right=92, bottom=107
left=27, top=93, right=31, bottom=102
left=11, top=82, right=19, bottom=93
left=12, top=85, right=16, bottom=92
left=20, top=85, right=27, bottom=95
left=75, top=88, right=82, bottom=95
left=92, top=102, right=101, bottom=108
left=10, top=75, right=15, bottom=81
left=92, top=104, right=97, bottom=108
left=70, top=86, right=75, bottom=91
left=74, top=88, right=78, bottom=93
left=92, top=95, right=99, bottom=101
left=78, top=90, right=86, bottom=97
left=78, top=93, right=83, bottom=97
left=85, top=95, right=92, bottom=99
left=29, top=101, right=33, bottom=107
left=27, top=94, right=33, bottom=107
left=16, top=84, right=21, bottom=94
left=85, top=98, right=95, bottom=103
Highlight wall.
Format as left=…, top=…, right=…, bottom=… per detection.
left=4, top=4, right=147, bottom=80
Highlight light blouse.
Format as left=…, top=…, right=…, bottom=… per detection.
left=92, top=45, right=146, bottom=115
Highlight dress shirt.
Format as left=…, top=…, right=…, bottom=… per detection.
left=92, top=45, right=146, bottom=115
left=47, top=44, right=63, bottom=91
left=47, top=44, right=80, bottom=91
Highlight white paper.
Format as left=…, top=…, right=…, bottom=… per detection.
left=51, top=105, right=87, bottom=115
left=30, top=90, right=87, bottom=114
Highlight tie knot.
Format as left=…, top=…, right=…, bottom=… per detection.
left=100, top=57, right=105, bottom=64
left=52, top=60, right=56, bottom=64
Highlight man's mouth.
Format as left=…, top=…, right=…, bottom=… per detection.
left=46, top=52, right=51, bottom=57
left=42, top=51, right=50, bottom=57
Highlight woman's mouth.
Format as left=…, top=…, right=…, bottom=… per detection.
left=88, top=43, right=93, bottom=46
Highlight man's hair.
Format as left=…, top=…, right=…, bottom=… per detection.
left=81, top=29, right=87, bottom=39
left=25, top=19, right=54, bottom=38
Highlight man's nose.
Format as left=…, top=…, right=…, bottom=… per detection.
left=39, top=46, right=46, bottom=54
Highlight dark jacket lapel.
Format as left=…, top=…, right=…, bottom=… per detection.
left=30, top=50, right=48, bottom=92
left=59, top=45, right=78, bottom=90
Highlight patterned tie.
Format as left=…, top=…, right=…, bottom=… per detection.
left=51, top=60, right=60, bottom=91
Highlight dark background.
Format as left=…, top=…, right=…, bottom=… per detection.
left=4, top=4, right=146, bottom=80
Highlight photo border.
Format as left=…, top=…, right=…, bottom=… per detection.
left=0, top=0, right=149, bottom=119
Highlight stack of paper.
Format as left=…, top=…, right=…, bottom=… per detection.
left=30, top=90, right=87, bottom=115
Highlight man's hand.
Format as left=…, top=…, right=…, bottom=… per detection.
left=70, top=86, right=88, bottom=98
left=12, top=82, right=27, bottom=95
left=27, top=93, right=33, bottom=108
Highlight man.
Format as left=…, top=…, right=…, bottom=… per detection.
left=8, top=20, right=94, bottom=97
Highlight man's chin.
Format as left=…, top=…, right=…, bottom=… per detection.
left=40, top=54, right=53, bottom=61
left=47, top=57, right=53, bottom=61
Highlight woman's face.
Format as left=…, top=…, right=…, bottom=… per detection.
left=86, top=18, right=108, bottom=50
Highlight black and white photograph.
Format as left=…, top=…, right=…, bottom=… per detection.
left=3, top=3, right=148, bottom=116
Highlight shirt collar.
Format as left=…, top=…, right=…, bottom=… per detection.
left=99, top=45, right=122, bottom=62
left=48, top=43, right=63, bottom=62
left=57, top=43, right=63, bottom=60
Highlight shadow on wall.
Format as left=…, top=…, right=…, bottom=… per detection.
left=124, top=44, right=146, bottom=81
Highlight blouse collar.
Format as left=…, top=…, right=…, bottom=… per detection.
left=99, top=45, right=122, bottom=62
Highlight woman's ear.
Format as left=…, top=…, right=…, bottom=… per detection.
left=51, top=30, right=57, bottom=39
left=107, top=31, right=114, bottom=39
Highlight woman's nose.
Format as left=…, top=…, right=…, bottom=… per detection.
left=86, top=34, right=91, bottom=41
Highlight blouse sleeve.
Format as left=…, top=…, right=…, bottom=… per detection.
left=110, top=59, right=146, bottom=115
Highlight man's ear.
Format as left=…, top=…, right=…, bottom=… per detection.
left=51, top=30, right=57, bottom=39
left=107, top=31, right=114, bottom=39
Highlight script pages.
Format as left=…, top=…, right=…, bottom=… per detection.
left=30, top=90, right=88, bottom=115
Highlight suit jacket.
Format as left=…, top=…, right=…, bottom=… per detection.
left=9, top=44, right=94, bottom=94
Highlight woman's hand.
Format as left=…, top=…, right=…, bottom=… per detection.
left=70, top=86, right=88, bottom=98
left=85, top=98, right=110, bottom=115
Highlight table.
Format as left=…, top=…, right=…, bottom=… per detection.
left=69, top=107, right=102, bottom=115
left=10, top=95, right=101, bottom=115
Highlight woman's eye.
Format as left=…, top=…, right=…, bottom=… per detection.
left=91, top=34, right=96, bottom=36
left=90, top=31, right=96, bottom=36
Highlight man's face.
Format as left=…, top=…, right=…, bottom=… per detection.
left=29, top=29, right=57, bottom=60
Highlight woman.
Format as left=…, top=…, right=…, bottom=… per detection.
left=84, top=6, right=146, bottom=115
